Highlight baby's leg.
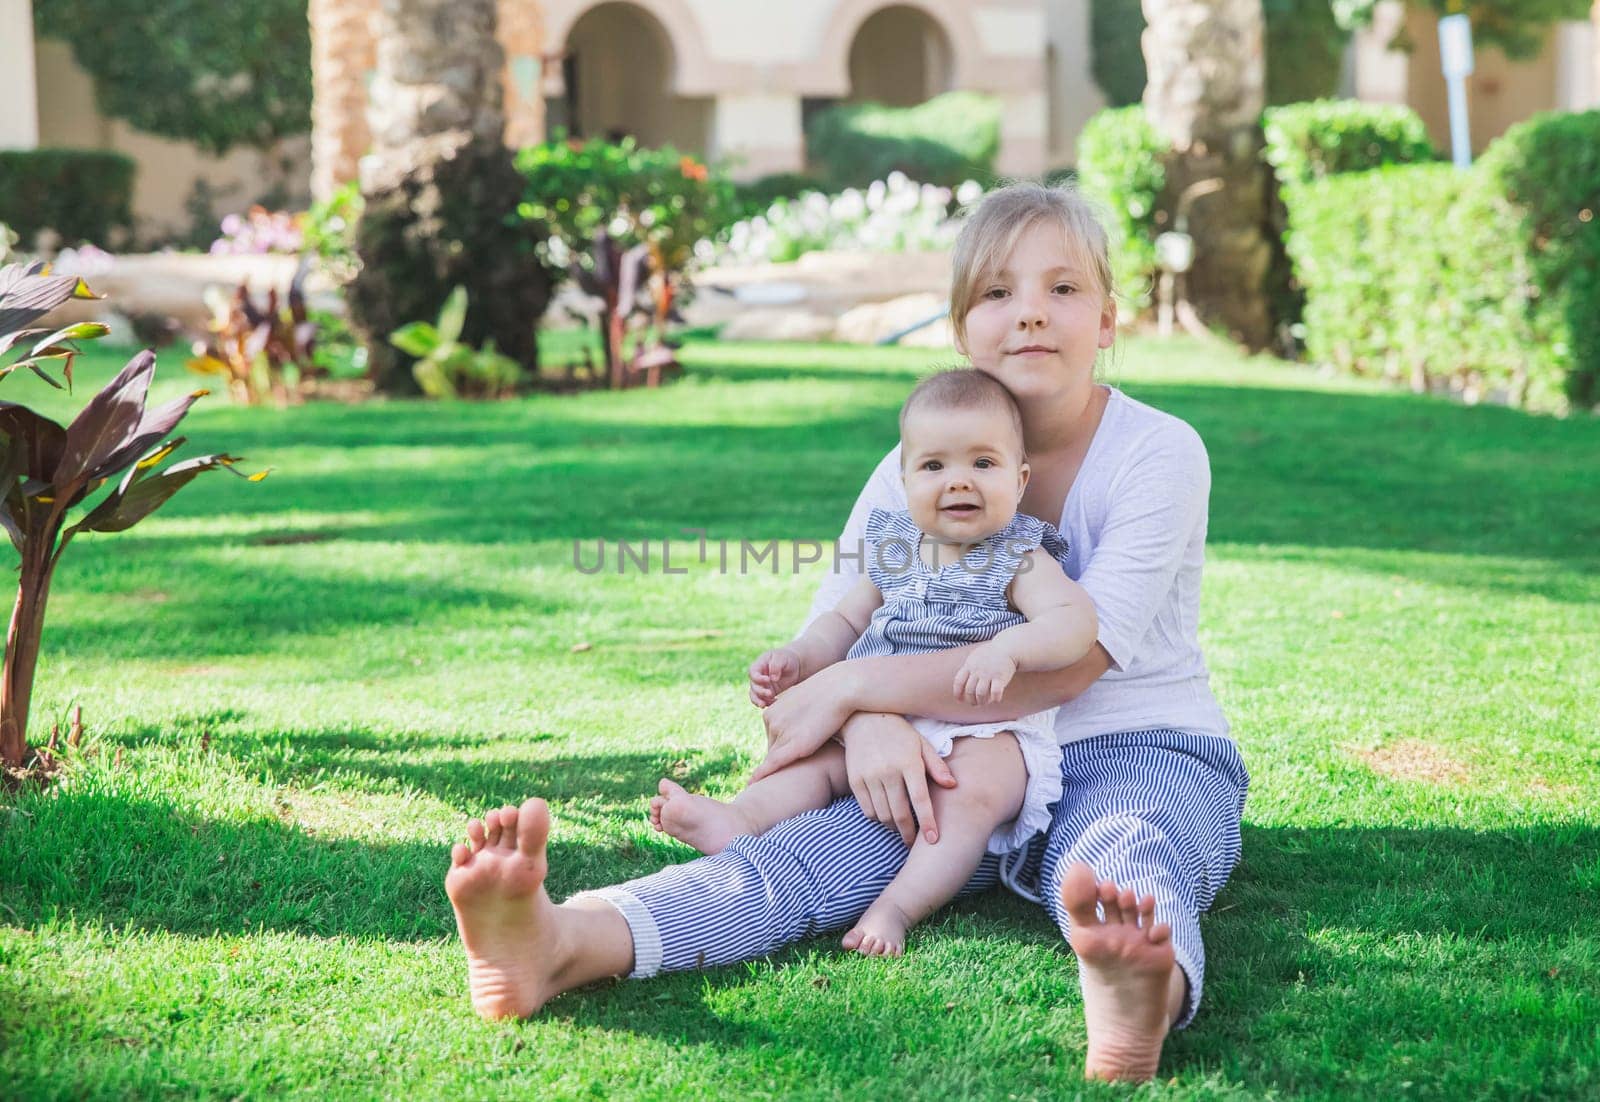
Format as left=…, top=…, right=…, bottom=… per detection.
left=844, top=732, right=1026, bottom=956
left=651, top=742, right=848, bottom=856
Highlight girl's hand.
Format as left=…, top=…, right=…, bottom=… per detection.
left=840, top=712, right=956, bottom=846
left=751, top=664, right=857, bottom=781
left=748, top=647, right=803, bottom=708
left=952, top=644, right=1017, bottom=705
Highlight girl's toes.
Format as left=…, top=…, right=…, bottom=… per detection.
left=1137, top=894, right=1156, bottom=929
left=451, top=842, right=471, bottom=866
left=484, top=809, right=504, bottom=846
left=1098, top=880, right=1123, bottom=923
left=466, top=819, right=487, bottom=850
left=1117, top=887, right=1138, bottom=922
left=841, top=928, right=864, bottom=951
left=1148, top=921, right=1172, bottom=946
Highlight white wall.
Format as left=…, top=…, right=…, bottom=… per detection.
left=0, top=0, right=40, bottom=149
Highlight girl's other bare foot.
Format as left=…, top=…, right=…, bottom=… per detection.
left=1060, top=862, right=1183, bottom=1084
left=445, top=798, right=567, bottom=1020
left=649, top=778, right=755, bottom=856
left=841, top=898, right=911, bottom=957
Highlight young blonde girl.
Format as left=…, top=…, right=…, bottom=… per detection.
left=446, top=182, right=1247, bottom=1085
left=648, top=367, right=1098, bottom=956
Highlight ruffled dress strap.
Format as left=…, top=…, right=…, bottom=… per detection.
left=863, top=507, right=923, bottom=596
left=995, top=512, right=1071, bottom=572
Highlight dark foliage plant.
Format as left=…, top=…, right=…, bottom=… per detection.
left=349, top=136, right=550, bottom=396
left=187, top=269, right=321, bottom=407
left=0, top=263, right=263, bottom=779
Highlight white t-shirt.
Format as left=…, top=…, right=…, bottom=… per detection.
left=804, top=387, right=1230, bottom=745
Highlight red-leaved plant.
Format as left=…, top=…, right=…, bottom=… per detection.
left=0, top=262, right=264, bottom=781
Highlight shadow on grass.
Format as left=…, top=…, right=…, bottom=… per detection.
left=41, top=550, right=565, bottom=661
left=5, top=758, right=1595, bottom=1094
left=94, top=379, right=1600, bottom=571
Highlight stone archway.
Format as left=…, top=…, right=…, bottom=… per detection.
left=542, top=1, right=712, bottom=152
left=814, top=0, right=981, bottom=99
left=847, top=4, right=956, bottom=106
left=540, top=0, right=718, bottom=96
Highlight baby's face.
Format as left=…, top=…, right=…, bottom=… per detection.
left=900, top=404, right=1030, bottom=546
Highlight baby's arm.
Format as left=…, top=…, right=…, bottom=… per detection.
left=953, top=550, right=1099, bottom=705
left=750, top=575, right=883, bottom=707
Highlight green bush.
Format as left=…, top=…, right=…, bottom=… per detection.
left=1262, top=0, right=1348, bottom=107
left=806, top=92, right=1000, bottom=190
left=1281, top=109, right=1600, bottom=411
left=1090, top=0, right=1146, bottom=108
left=516, top=136, right=735, bottom=280
left=0, top=149, right=135, bottom=248
left=1073, top=106, right=1167, bottom=311
left=36, top=0, right=311, bottom=156
left=1445, top=110, right=1600, bottom=409
left=1263, top=100, right=1439, bottom=188
left=1282, top=163, right=1468, bottom=384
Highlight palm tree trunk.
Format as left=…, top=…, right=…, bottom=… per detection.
left=309, top=0, right=381, bottom=203
left=1141, top=0, right=1274, bottom=349
left=347, top=0, right=550, bottom=393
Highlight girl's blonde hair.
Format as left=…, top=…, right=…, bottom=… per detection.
left=948, top=181, right=1117, bottom=350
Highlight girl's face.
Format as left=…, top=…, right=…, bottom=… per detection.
left=957, top=221, right=1116, bottom=407
left=900, top=404, right=1029, bottom=546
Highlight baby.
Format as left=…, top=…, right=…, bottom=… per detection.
left=650, top=368, right=1098, bottom=955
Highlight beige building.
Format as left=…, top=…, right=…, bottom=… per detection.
left=2, top=0, right=1596, bottom=241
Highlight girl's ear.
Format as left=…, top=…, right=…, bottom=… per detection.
left=1017, top=460, right=1031, bottom=497
left=1098, top=297, right=1117, bottom=349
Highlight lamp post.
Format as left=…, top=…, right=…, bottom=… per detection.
left=1438, top=13, right=1475, bottom=169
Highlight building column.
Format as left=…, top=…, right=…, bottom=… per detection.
left=1047, top=0, right=1106, bottom=166
left=1351, top=0, right=1409, bottom=106
left=309, top=0, right=379, bottom=201
left=995, top=90, right=1049, bottom=179
left=1554, top=19, right=1597, bottom=111
left=0, top=0, right=40, bottom=150
left=710, top=94, right=803, bottom=180
left=497, top=0, right=545, bottom=149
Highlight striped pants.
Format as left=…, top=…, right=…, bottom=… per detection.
left=588, top=729, right=1248, bottom=1029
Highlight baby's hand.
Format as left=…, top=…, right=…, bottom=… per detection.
left=953, top=644, right=1017, bottom=705
left=748, top=647, right=803, bottom=708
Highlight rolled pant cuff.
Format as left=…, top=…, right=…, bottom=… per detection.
left=574, top=887, right=662, bottom=979
left=1170, top=946, right=1203, bottom=1031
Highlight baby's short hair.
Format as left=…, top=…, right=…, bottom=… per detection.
left=899, top=369, right=1025, bottom=459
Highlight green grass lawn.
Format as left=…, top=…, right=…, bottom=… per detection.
left=1, top=333, right=1597, bottom=1100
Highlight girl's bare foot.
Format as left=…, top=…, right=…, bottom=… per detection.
left=1060, top=862, right=1182, bottom=1083
left=445, top=798, right=568, bottom=1019
left=841, top=898, right=911, bottom=957
left=648, top=778, right=756, bottom=855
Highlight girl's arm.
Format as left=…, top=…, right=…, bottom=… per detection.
left=844, top=642, right=1113, bottom=722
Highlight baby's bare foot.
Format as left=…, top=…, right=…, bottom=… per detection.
left=444, top=798, right=565, bottom=1020
left=842, top=898, right=911, bottom=957
left=651, top=778, right=755, bottom=856
left=1060, top=862, right=1181, bottom=1083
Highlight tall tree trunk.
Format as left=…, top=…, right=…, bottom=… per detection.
left=1141, top=0, right=1274, bottom=349
left=309, top=0, right=381, bottom=203
left=347, top=0, right=550, bottom=393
